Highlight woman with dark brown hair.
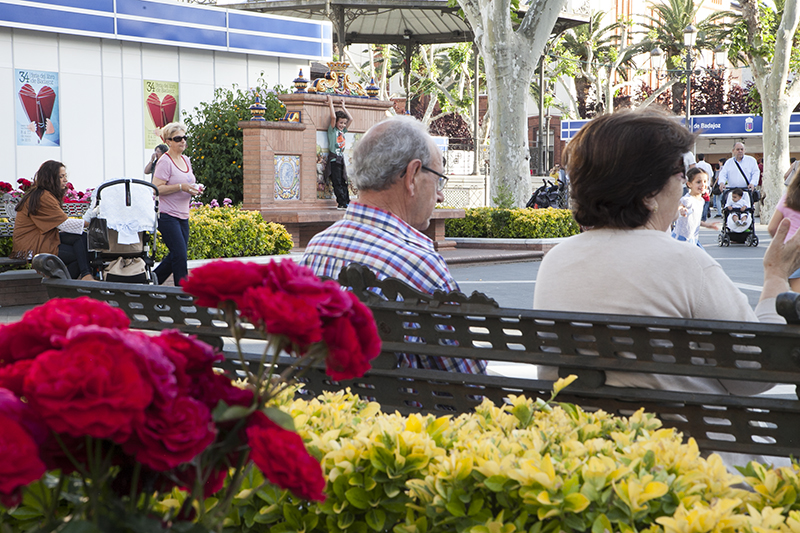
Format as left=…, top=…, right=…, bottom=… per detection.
left=533, top=109, right=800, bottom=395
left=768, top=163, right=800, bottom=292
left=12, top=160, right=93, bottom=280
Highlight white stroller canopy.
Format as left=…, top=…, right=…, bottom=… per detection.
left=84, top=178, right=157, bottom=244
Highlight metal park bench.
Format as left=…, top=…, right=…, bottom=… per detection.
left=33, top=256, right=800, bottom=459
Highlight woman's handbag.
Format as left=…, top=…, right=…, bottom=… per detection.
left=87, top=218, right=109, bottom=250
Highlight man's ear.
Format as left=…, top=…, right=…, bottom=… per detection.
left=403, top=159, right=422, bottom=196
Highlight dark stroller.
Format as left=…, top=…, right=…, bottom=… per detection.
left=717, top=189, right=758, bottom=247
left=526, top=179, right=567, bottom=209
left=86, top=178, right=160, bottom=283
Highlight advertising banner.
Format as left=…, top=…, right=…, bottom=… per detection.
left=143, top=80, right=180, bottom=149
left=15, top=69, right=60, bottom=146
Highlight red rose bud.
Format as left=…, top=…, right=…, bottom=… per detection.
left=246, top=411, right=326, bottom=502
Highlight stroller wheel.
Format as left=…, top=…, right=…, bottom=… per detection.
left=752, top=235, right=759, bottom=247
left=717, top=233, right=724, bottom=247
left=723, top=234, right=731, bottom=247
left=746, top=234, right=759, bottom=247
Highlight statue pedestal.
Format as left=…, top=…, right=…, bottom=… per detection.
left=240, top=93, right=463, bottom=250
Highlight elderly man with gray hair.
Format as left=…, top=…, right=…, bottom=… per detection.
left=301, top=115, right=486, bottom=374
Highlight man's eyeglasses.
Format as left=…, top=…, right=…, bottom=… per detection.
left=169, top=135, right=188, bottom=143
left=420, top=165, right=449, bottom=191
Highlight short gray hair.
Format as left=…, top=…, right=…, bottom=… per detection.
left=350, top=116, right=436, bottom=191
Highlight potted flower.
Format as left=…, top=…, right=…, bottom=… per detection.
left=0, top=259, right=381, bottom=532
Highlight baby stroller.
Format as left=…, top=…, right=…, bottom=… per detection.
left=717, top=190, right=758, bottom=247
left=84, top=178, right=160, bottom=283
left=526, top=179, right=566, bottom=209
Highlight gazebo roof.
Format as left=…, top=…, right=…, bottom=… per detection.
left=221, top=0, right=588, bottom=46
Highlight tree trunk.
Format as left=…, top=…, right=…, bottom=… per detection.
left=482, top=45, right=535, bottom=205
left=671, top=81, right=684, bottom=115
left=760, top=97, right=791, bottom=224
left=457, top=0, right=567, bottom=207
left=739, top=0, right=800, bottom=225
left=575, top=77, right=591, bottom=118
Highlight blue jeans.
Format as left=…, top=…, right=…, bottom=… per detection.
left=154, top=213, right=190, bottom=286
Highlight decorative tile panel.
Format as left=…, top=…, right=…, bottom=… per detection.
left=274, top=155, right=300, bottom=200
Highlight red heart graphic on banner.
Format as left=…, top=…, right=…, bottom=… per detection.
left=146, top=93, right=177, bottom=129
left=19, top=84, right=56, bottom=140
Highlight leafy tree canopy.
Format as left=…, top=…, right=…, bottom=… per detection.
left=183, top=78, right=287, bottom=205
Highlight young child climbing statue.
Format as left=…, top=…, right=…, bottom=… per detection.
left=671, top=167, right=720, bottom=248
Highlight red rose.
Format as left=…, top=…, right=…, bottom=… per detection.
left=0, top=414, right=46, bottom=509
left=0, top=321, right=57, bottom=365
left=239, top=287, right=323, bottom=348
left=320, top=294, right=380, bottom=380
left=0, top=297, right=130, bottom=365
left=181, top=261, right=270, bottom=308
left=0, top=388, right=49, bottom=446
left=124, top=396, right=216, bottom=471
left=347, top=294, right=382, bottom=363
left=118, top=329, right=178, bottom=408
left=322, top=316, right=373, bottom=380
left=0, top=181, right=12, bottom=193
left=259, top=260, right=319, bottom=293
left=22, top=296, right=130, bottom=337
left=190, top=370, right=253, bottom=411
left=0, top=360, right=33, bottom=396
left=154, top=330, right=222, bottom=375
left=24, top=327, right=154, bottom=443
left=246, top=411, right=325, bottom=502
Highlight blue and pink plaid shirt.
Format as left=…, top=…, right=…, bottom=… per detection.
left=300, top=202, right=486, bottom=375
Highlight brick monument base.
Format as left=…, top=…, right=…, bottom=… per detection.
left=240, top=93, right=463, bottom=250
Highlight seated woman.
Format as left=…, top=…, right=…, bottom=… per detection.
left=11, top=160, right=93, bottom=280
left=533, top=109, right=800, bottom=396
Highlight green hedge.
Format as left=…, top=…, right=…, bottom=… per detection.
left=445, top=207, right=580, bottom=239
left=153, top=205, right=293, bottom=261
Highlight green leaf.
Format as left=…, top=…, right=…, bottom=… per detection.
left=592, top=513, right=613, bottom=533
left=59, top=521, right=103, bottom=533
left=262, top=407, right=297, bottom=431
left=338, top=511, right=356, bottom=529
left=212, top=402, right=254, bottom=423
left=483, top=475, right=509, bottom=492
left=366, top=508, right=387, bottom=531
left=445, top=498, right=466, bottom=517
left=346, top=487, right=372, bottom=510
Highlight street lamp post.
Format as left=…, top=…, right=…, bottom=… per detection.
left=683, top=24, right=697, bottom=132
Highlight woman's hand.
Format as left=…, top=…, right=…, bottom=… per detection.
left=760, top=219, right=800, bottom=303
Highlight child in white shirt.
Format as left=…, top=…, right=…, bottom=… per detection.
left=726, top=188, right=751, bottom=226
left=671, top=168, right=719, bottom=247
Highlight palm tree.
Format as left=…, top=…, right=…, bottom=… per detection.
left=556, top=11, right=616, bottom=117
left=640, top=0, right=730, bottom=113
left=556, top=11, right=643, bottom=117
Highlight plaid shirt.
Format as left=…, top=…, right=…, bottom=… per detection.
left=300, top=202, right=486, bottom=374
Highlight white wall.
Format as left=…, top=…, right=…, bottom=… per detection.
left=0, top=26, right=311, bottom=192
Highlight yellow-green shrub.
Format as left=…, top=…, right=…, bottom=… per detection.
left=217, top=382, right=800, bottom=533
left=153, top=205, right=292, bottom=260
left=446, top=207, right=580, bottom=239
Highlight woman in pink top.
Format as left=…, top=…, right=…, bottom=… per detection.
left=152, top=122, right=201, bottom=286
left=768, top=164, right=800, bottom=291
